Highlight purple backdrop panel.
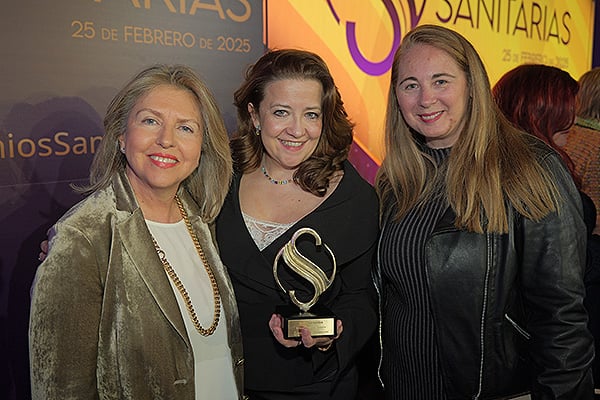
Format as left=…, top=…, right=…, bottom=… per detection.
left=0, top=2, right=264, bottom=399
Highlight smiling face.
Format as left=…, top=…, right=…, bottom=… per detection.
left=395, top=43, right=470, bottom=149
left=249, top=78, right=323, bottom=174
left=119, top=84, right=203, bottom=200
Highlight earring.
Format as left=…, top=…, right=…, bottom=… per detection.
left=119, top=144, right=125, bottom=153
left=255, top=125, right=261, bottom=136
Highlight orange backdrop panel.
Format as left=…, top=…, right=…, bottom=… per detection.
left=265, top=0, right=595, bottom=169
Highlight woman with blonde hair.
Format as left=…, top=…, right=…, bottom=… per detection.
left=29, top=64, right=244, bottom=399
left=375, top=24, right=593, bottom=399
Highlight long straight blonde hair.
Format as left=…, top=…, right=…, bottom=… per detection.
left=376, top=25, right=559, bottom=233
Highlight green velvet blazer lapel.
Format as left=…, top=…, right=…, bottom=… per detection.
left=112, top=171, right=189, bottom=346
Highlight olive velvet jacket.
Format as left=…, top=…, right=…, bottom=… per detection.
left=29, top=171, right=244, bottom=399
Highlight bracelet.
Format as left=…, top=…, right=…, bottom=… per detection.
left=317, top=342, right=333, bottom=352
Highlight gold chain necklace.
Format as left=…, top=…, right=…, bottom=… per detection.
left=151, top=195, right=221, bottom=336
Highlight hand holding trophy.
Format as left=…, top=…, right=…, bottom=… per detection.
left=273, top=227, right=338, bottom=339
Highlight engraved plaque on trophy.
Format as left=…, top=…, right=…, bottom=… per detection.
left=273, top=227, right=337, bottom=339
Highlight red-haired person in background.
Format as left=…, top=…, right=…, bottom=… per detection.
left=566, top=67, right=600, bottom=235
left=492, top=64, right=596, bottom=235
left=493, top=63, right=600, bottom=395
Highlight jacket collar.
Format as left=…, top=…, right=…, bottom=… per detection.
left=575, top=116, right=600, bottom=131
left=111, top=170, right=190, bottom=346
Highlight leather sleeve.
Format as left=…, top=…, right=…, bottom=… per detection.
left=519, top=152, right=595, bottom=399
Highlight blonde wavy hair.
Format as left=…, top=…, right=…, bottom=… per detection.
left=79, top=64, right=232, bottom=222
left=376, top=24, right=559, bottom=233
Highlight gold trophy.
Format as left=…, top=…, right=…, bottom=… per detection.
left=273, top=227, right=337, bottom=339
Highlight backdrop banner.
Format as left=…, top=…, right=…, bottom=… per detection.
left=265, top=0, right=595, bottom=182
left=2, top=1, right=596, bottom=399
left=0, top=1, right=263, bottom=399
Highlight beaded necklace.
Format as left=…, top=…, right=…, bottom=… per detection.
left=261, top=165, right=292, bottom=185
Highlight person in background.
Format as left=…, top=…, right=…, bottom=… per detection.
left=216, top=49, right=379, bottom=399
left=492, top=64, right=597, bottom=239
left=375, top=24, right=594, bottom=399
left=572, top=69, right=600, bottom=394
left=29, top=65, right=245, bottom=399
left=566, top=67, right=600, bottom=235
left=493, top=63, right=600, bottom=399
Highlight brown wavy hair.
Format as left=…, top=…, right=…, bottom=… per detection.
left=376, top=25, right=559, bottom=233
left=232, top=49, right=353, bottom=196
left=78, top=64, right=232, bottom=222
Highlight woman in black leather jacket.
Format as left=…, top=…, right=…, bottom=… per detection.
left=374, top=24, right=594, bottom=399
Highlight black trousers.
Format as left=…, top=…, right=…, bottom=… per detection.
left=246, top=366, right=358, bottom=400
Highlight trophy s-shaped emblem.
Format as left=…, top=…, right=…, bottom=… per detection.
left=273, top=227, right=337, bottom=338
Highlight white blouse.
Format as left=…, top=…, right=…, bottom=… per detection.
left=146, top=220, right=238, bottom=400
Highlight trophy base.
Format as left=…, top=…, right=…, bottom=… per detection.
left=276, top=305, right=337, bottom=339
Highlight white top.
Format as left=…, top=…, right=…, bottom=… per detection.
left=242, top=211, right=295, bottom=250
left=146, top=220, right=238, bottom=400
